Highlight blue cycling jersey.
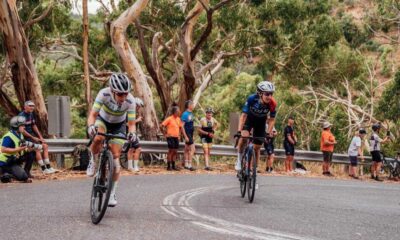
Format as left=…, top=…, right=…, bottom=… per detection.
left=242, top=94, right=277, bottom=119
left=181, top=110, right=194, bottom=132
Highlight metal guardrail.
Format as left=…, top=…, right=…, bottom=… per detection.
left=45, top=139, right=391, bottom=165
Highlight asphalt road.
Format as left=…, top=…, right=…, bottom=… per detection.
left=0, top=174, right=399, bottom=240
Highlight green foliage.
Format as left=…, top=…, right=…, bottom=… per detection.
left=0, top=0, right=397, bottom=154
left=198, top=70, right=262, bottom=143
left=378, top=70, right=400, bottom=122
left=340, top=15, right=369, bottom=48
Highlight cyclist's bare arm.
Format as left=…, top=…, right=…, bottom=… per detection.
left=213, top=118, right=219, bottom=131
left=238, top=113, right=247, bottom=132
left=88, top=110, right=99, bottom=126
left=180, top=125, right=189, bottom=140
left=288, top=134, right=296, bottom=145
left=127, top=119, right=136, bottom=133
left=266, top=117, right=275, bottom=135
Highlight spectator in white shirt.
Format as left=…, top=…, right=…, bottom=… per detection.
left=348, top=129, right=366, bottom=179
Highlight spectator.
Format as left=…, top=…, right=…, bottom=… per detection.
left=348, top=129, right=367, bottom=179
left=394, top=152, right=400, bottom=182
left=0, top=116, right=31, bottom=183
left=369, top=123, right=390, bottom=181
left=283, top=116, right=296, bottom=172
left=161, top=105, right=189, bottom=171
left=198, top=107, right=218, bottom=171
left=320, top=122, right=336, bottom=176
left=181, top=100, right=196, bottom=171
left=126, top=98, right=144, bottom=172
left=19, top=100, right=56, bottom=175
left=264, top=122, right=277, bottom=173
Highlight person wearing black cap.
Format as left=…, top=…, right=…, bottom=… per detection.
left=369, top=123, right=390, bottom=181
left=348, top=129, right=367, bottom=179
left=181, top=100, right=196, bottom=171
left=0, top=116, right=31, bottom=183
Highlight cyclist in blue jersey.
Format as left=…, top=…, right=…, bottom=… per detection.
left=235, top=81, right=277, bottom=177
left=181, top=100, right=196, bottom=171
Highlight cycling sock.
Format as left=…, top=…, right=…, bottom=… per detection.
left=133, top=160, right=139, bottom=169
left=112, top=181, right=118, bottom=195
left=44, top=158, right=50, bottom=165
left=237, top=153, right=243, bottom=164
left=92, top=153, right=99, bottom=164
left=38, top=160, right=46, bottom=170
left=172, top=161, right=176, bottom=169
left=128, top=159, right=133, bottom=169
left=184, top=160, right=189, bottom=168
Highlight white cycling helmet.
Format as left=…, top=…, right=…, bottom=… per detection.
left=135, top=97, right=144, bottom=107
left=109, top=73, right=132, bottom=93
left=10, top=116, right=26, bottom=129
left=257, top=81, right=275, bottom=93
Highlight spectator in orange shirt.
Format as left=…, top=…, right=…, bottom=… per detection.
left=161, top=105, right=189, bottom=171
left=320, top=122, right=337, bottom=176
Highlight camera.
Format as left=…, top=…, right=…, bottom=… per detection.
left=20, top=140, right=43, bottom=150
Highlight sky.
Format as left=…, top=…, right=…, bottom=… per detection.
left=72, top=0, right=120, bottom=15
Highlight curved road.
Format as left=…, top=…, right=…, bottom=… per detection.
left=1, top=174, right=399, bottom=240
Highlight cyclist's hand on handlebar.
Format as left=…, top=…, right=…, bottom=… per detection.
left=234, top=131, right=241, bottom=138
left=88, top=124, right=97, bottom=138
left=127, top=132, right=137, bottom=142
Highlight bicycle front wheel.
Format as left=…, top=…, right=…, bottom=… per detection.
left=240, top=153, right=247, bottom=198
left=247, top=148, right=257, bottom=203
left=90, top=150, right=114, bottom=224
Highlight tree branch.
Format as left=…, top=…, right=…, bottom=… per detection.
left=190, top=0, right=233, bottom=60
left=24, top=2, right=55, bottom=29
left=193, top=58, right=224, bottom=107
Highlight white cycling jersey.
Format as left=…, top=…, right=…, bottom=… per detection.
left=92, top=87, right=136, bottom=123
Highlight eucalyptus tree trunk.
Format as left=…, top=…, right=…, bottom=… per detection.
left=111, top=0, right=159, bottom=140
left=0, top=0, right=48, bottom=134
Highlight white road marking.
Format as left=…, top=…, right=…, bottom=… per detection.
left=161, top=186, right=317, bottom=240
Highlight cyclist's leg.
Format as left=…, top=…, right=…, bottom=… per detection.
left=133, top=147, right=141, bottom=170
left=110, top=143, right=123, bottom=181
left=87, top=119, right=106, bottom=176
left=128, top=140, right=141, bottom=171
left=127, top=148, right=134, bottom=170
left=91, top=119, right=106, bottom=155
left=236, top=130, right=249, bottom=170
left=253, top=143, right=261, bottom=167
left=252, top=122, right=266, bottom=168
left=202, top=140, right=210, bottom=168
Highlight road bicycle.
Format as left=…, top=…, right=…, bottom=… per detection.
left=88, top=132, right=126, bottom=224
left=234, top=135, right=264, bottom=203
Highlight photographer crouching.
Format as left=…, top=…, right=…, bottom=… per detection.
left=0, top=116, right=39, bottom=183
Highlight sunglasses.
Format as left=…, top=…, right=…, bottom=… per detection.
left=28, top=105, right=35, bottom=107
left=262, top=92, right=273, bottom=96
left=115, top=92, right=128, bottom=97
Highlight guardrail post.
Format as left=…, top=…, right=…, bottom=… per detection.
left=48, top=96, right=71, bottom=168
left=56, top=154, right=65, bottom=168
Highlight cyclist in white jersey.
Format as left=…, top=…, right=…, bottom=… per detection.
left=86, top=73, right=137, bottom=207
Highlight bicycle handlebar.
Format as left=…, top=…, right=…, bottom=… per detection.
left=233, top=135, right=267, bottom=148
left=87, top=132, right=127, bottom=147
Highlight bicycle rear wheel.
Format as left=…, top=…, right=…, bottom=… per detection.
left=90, top=151, right=114, bottom=224
left=239, top=153, right=247, bottom=198
left=247, top=148, right=257, bottom=203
